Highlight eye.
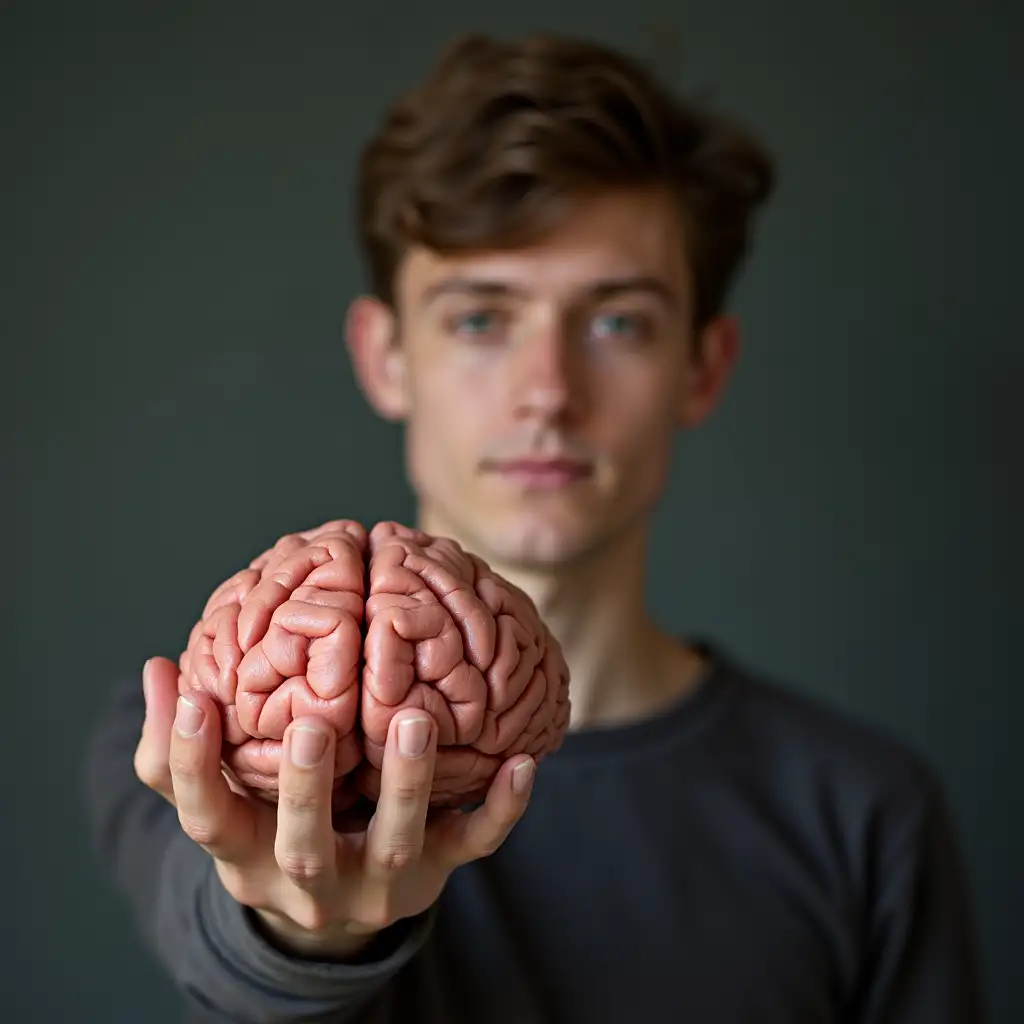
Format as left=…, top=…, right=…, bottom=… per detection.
left=589, top=312, right=648, bottom=342
left=448, top=309, right=506, bottom=339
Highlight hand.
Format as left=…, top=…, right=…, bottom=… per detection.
left=134, top=657, right=537, bottom=959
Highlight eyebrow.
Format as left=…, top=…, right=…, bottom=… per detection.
left=419, top=275, right=681, bottom=311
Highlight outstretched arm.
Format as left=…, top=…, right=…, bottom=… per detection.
left=84, top=657, right=534, bottom=1023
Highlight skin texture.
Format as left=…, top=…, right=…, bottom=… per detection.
left=136, top=656, right=537, bottom=960
left=346, top=188, right=737, bottom=729
left=346, top=188, right=737, bottom=574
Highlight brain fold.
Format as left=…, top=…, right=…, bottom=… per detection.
left=177, top=518, right=570, bottom=808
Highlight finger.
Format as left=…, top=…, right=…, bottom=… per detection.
left=432, top=754, right=535, bottom=869
left=365, top=711, right=437, bottom=878
left=168, top=689, right=252, bottom=861
left=274, top=718, right=340, bottom=891
left=133, top=657, right=181, bottom=804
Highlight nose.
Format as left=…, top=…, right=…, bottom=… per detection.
left=508, top=321, right=582, bottom=424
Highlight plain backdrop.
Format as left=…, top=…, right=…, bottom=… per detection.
left=4, top=1, right=1021, bottom=1021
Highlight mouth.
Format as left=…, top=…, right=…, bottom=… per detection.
left=485, top=457, right=593, bottom=489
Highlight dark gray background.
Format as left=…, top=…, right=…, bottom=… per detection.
left=5, top=1, right=1020, bottom=1021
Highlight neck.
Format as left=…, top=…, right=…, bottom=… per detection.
left=417, top=511, right=705, bottom=730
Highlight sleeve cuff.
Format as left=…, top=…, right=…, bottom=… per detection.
left=187, top=862, right=436, bottom=1018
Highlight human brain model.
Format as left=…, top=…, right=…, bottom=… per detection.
left=177, top=519, right=571, bottom=808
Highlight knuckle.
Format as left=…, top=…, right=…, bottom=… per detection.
left=279, top=789, right=322, bottom=815
left=472, top=820, right=515, bottom=860
left=177, top=813, right=221, bottom=849
left=475, top=834, right=504, bottom=858
left=133, top=748, right=164, bottom=789
left=389, top=779, right=426, bottom=805
left=167, top=750, right=199, bottom=780
left=502, top=806, right=526, bottom=831
left=374, top=840, right=421, bottom=874
left=277, top=851, right=330, bottom=883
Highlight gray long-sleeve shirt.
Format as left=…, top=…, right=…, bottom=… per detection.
left=84, top=645, right=985, bottom=1022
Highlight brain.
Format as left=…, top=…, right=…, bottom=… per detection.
left=177, top=519, right=571, bottom=808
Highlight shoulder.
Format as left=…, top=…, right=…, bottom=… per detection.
left=700, top=653, right=983, bottom=1014
left=711, top=648, right=948, bottom=841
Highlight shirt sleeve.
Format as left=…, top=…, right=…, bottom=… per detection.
left=852, top=768, right=986, bottom=1024
left=83, top=673, right=436, bottom=1023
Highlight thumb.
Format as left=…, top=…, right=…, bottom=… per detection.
left=133, top=656, right=181, bottom=804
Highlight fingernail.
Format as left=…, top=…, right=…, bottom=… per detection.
left=175, top=695, right=205, bottom=737
left=512, top=759, right=535, bottom=795
left=142, top=659, right=153, bottom=700
left=398, top=717, right=429, bottom=758
left=291, top=726, right=328, bottom=768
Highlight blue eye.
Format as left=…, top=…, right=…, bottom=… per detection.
left=453, top=311, right=500, bottom=336
left=591, top=313, right=642, bottom=339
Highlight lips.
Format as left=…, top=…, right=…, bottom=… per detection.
left=487, top=457, right=593, bottom=488
left=495, top=458, right=590, bottom=474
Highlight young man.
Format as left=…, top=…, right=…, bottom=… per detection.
left=86, top=32, right=984, bottom=1023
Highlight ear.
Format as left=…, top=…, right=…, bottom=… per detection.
left=677, top=313, right=742, bottom=428
left=345, top=295, right=409, bottom=421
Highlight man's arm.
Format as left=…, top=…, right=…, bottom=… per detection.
left=82, top=672, right=436, bottom=1023
left=851, top=770, right=986, bottom=1023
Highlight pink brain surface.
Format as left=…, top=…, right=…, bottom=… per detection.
left=176, top=517, right=571, bottom=812
left=177, top=519, right=369, bottom=809
left=358, top=521, right=571, bottom=808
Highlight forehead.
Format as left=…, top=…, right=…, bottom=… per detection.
left=397, top=189, right=691, bottom=305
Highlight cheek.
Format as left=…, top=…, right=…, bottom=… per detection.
left=596, top=373, right=680, bottom=495
left=599, top=368, right=680, bottom=451
left=422, top=362, right=492, bottom=430
left=405, top=364, right=491, bottom=476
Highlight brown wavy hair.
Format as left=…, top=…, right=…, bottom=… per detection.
left=356, top=32, right=775, bottom=329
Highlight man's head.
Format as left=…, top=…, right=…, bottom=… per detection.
left=346, top=33, right=774, bottom=571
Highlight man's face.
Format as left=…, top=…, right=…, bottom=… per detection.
left=350, top=189, right=737, bottom=570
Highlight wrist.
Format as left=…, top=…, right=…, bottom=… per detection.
left=252, top=908, right=379, bottom=962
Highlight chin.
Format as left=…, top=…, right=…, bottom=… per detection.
left=418, top=485, right=648, bottom=572
left=474, top=518, right=610, bottom=572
